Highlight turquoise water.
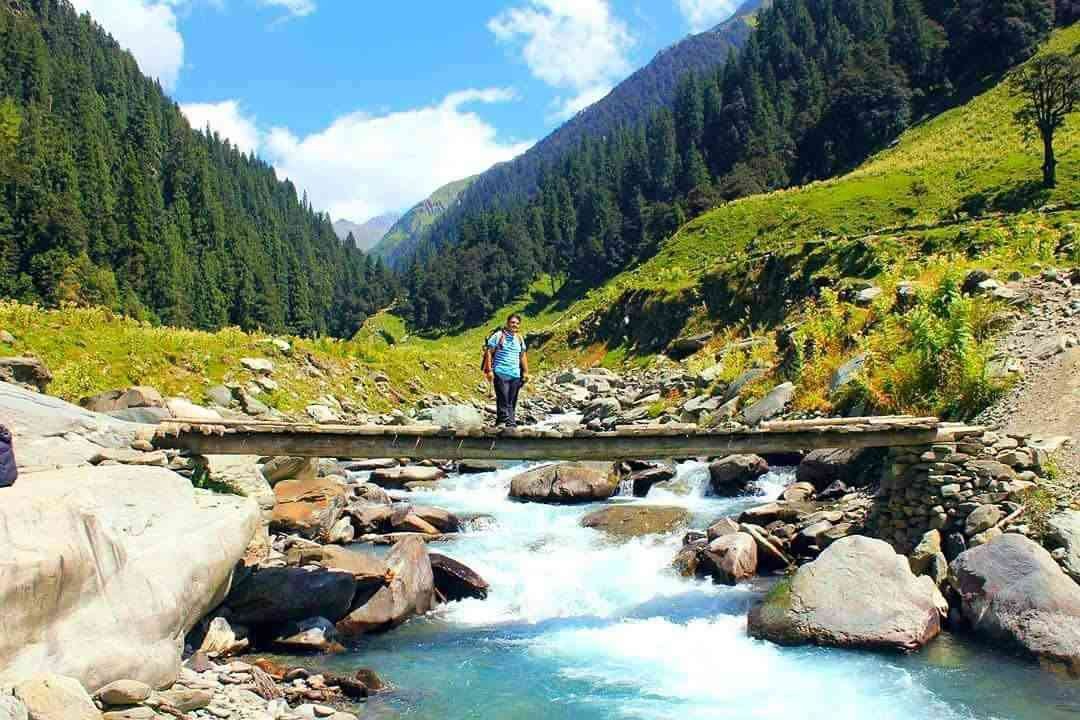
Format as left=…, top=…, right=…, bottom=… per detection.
left=313, top=463, right=1080, bottom=720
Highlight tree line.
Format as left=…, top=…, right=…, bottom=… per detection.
left=401, top=0, right=1059, bottom=330
left=0, top=0, right=396, bottom=338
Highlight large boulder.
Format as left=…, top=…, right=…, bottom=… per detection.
left=0, top=466, right=260, bottom=692
left=270, top=477, right=347, bottom=541
left=429, top=553, right=489, bottom=601
left=416, top=404, right=484, bottom=429
left=509, top=462, right=619, bottom=504
left=699, top=532, right=758, bottom=585
left=337, top=537, right=434, bottom=636
left=223, top=567, right=357, bottom=626
left=708, top=455, right=769, bottom=496
left=163, top=397, right=221, bottom=422
left=795, top=447, right=885, bottom=491
left=949, top=534, right=1080, bottom=673
left=580, top=505, right=689, bottom=539
left=748, top=536, right=946, bottom=652
left=1, top=382, right=143, bottom=472
left=1047, top=510, right=1080, bottom=583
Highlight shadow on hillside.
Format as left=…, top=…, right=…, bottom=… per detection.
left=960, top=179, right=1051, bottom=216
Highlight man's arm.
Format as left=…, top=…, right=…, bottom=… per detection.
left=520, top=350, right=529, bottom=380
left=483, top=347, right=494, bottom=379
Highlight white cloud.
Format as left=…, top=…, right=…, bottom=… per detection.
left=264, top=89, right=534, bottom=222
left=180, top=100, right=261, bottom=153
left=70, top=0, right=184, bottom=89
left=489, top=0, right=633, bottom=121
left=260, top=0, right=316, bottom=17
left=676, top=0, right=741, bottom=32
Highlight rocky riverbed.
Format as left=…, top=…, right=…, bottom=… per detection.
left=3, top=330, right=1080, bottom=718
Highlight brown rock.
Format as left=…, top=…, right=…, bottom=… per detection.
left=337, top=537, right=434, bottom=636
left=262, top=457, right=319, bottom=486
left=270, top=477, right=347, bottom=541
left=370, top=466, right=445, bottom=489
left=430, top=553, right=489, bottom=601
left=409, top=506, right=461, bottom=533
left=580, top=505, right=689, bottom=539
left=699, top=533, right=758, bottom=585
left=706, top=517, right=740, bottom=541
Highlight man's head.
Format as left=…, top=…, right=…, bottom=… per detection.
left=505, top=314, right=522, bottom=333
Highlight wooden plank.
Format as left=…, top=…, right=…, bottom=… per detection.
left=153, top=424, right=945, bottom=461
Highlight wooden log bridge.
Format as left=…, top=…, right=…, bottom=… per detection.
left=151, top=416, right=985, bottom=462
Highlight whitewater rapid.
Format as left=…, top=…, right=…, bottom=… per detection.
left=323, top=462, right=1080, bottom=720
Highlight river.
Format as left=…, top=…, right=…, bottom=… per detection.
left=302, top=461, right=1080, bottom=720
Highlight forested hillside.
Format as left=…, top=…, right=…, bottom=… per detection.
left=401, top=0, right=1061, bottom=330
left=0, top=0, right=395, bottom=338
left=381, top=0, right=764, bottom=268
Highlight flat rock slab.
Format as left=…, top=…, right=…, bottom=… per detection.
left=581, top=505, right=690, bottom=539
left=748, top=536, right=946, bottom=652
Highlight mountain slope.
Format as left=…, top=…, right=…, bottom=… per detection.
left=0, top=0, right=393, bottom=337
left=381, top=0, right=764, bottom=266
left=334, top=212, right=401, bottom=251
left=371, top=175, right=476, bottom=263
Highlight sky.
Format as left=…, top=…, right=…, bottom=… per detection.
left=69, top=0, right=743, bottom=223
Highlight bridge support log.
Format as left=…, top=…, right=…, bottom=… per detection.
left=152, top=419, right=976, bottom=462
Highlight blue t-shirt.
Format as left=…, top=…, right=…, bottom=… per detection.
left=488, top=331, right=526, bottom=379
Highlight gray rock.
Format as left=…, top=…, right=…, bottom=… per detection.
left=0, top=357, right=51, bottom=393
left=202, top=455, right=275, bottom=515
left=964, top=504, right=1004, bottom=537
left=582, top=397, right=621, bottom=423
left=240, top=357, right=274, bottom=374
left=416, top=404, right=484, bottom=429
left=105, top=408, right=172, bottom=425
left=748, top=536, right=946, bottom=652
left=197, top=616, right=249, bottom=658
left=708, top=454, right=769, bottom=496
left=722, top=368, right=767, bottom=403
left=796, top=447, right=882, bottom=491
left=741, top=383, right=795, bottom=425
left=369, top=466, right=445, bottom=489
left=1047, top=510, right=1080, bottom=582
left=854, top=287, right=882, bottom=306
left=829, top=354, right=866, bottom=395
left=164, top=397, right=221, bottom=422
left=262, top=456, right=318, bottom=486
left=271, top=617, right=340, bottom=653
left=667, top=333, right=713, bottom=359
left=909, top=530, right=943, bottom=576
left=306, top=405, right=339, bottom=424
left=950, top=534, right=1080, bottom=673
left=225, top=567, right=358, bottom=625
left=205, top=385, right=235, bottom=408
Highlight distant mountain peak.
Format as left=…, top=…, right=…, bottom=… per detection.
left=333, top=212, right=402, bottom=252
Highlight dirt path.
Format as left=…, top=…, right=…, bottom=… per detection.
left=975, top=271, right=1080, bottom=490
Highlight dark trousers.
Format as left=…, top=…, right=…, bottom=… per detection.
left=493, top=374, right=523, bottom=426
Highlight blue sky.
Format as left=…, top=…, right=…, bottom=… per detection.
left=69, top=0, right=742, bottom=222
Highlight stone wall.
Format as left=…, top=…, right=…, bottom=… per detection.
left=869, top=430, right=1049, bottom=557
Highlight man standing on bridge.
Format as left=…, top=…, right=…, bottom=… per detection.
left=483, top=314, right=529, bottom=428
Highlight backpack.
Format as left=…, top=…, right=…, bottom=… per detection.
left=480, top=329, right=506, bottom=371
left=0, top=424, right=16, bottom=488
